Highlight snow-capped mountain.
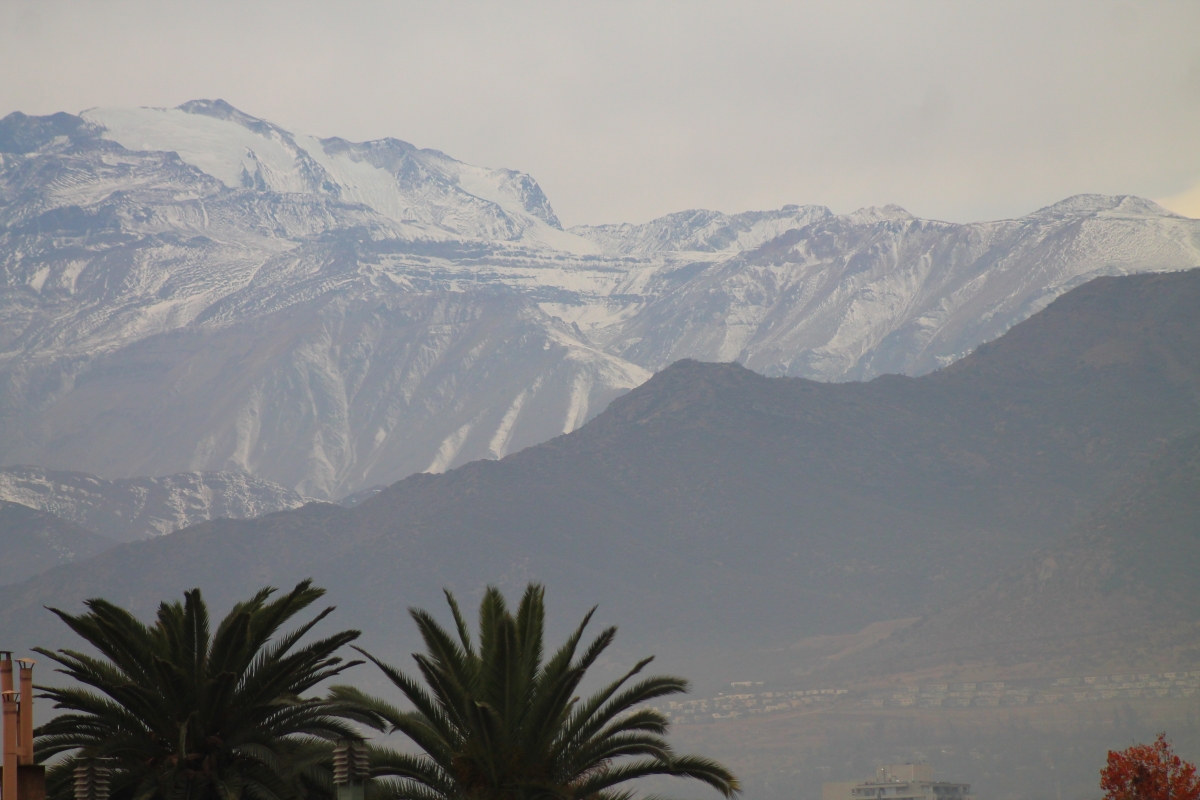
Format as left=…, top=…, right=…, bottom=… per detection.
left=82, top=100, right=582, bottom=250
left=604, top=195, right=1200, bottom=378
left=569, top=205, right=832, bottom=255
left=2, top=101, right=1197, bottom=499
left=0, top=466, right=310, bottom=541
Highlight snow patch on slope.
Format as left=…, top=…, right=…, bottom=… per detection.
left=428, top=422, right=474, bottom=474
left=83, top=106, right=308, bottom=193
left=82, top=102, right=597, bottom=253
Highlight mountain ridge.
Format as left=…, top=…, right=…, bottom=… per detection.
left=0, top=465, right=311, bottom=541
left=2, top=101, right=1198, bottom=495
left=1, top=269, right=1195, bottom=688
left=0, top=500, right=115, bottom=586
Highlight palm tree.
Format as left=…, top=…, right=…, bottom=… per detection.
left=34, top=580, right=375, bottom=800
left=333, top=583, right=739, bottom=800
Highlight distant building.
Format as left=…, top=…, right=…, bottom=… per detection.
left=823, top=764, right=974, bottom=800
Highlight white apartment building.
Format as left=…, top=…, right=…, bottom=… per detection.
left=823, top=764, right=975, bottom=800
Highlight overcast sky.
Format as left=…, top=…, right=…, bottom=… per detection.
left=2, top=0, right=1198, bottom=226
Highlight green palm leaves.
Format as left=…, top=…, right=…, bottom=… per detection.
left=33, top=580, right=373, bottom=800
left=31, top=581, right=737, bottom=800
left=334, top=584, right=739, bottom=800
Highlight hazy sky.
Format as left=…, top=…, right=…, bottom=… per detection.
left=2, top=0, right=1198, bottom=226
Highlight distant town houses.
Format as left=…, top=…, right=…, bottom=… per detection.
left=860, top=672, right=1200, bottom=709
left=656, top=686, right=849, bottom=723
left=648, top=669, right=1200, bottom=725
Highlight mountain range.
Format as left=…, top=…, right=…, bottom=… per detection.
left=0, top=465, right=307, bottom=541
left=2, top=269, right=1196, bottom=690
left=2, top=101, right=1198, bottom=497
left=0, top=465, right=309, bottom=584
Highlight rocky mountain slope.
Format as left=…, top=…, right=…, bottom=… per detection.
left=0, top=500, right=114, bottom=586
left=2, top=270, right=1195, bottom=685
left=0, top=466, right=309, bottom=541
left=2, top=102, right=1198, bottom=495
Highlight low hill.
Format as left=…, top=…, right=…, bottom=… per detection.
left=0, top=501, right=115, bottom=586
left=823, top=431, right=1200, bottom=681
left=0, top=270, right=1197, bottom=688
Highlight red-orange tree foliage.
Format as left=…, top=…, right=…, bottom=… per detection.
left=1102, top=733, right=1200, bottom=800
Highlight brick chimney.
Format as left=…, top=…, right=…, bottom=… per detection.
left=0, top=653, right=45, bottom=800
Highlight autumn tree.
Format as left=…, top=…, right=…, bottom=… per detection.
left=1101, top=733, right=1200, bottom=800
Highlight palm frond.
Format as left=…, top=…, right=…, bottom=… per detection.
left=33, top=580, right=371, bottom=800
left=352, top=583, right=740, bottom=800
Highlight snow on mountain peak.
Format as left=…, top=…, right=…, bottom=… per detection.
left=82, top=104, right=315, bottom=193
left=570, top=204, right=832, bottom=256
left=5, top=100, right=1200, bottom=498
left=842, top=204, right=915, bottom=224
left=1031, top=194, right=1179, bottom=219
left=177, top=98, right=274, bottom=127
left=79, top=100, right=588, bottom=252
